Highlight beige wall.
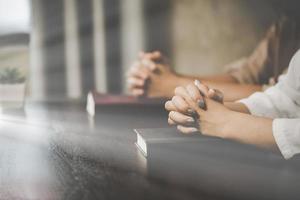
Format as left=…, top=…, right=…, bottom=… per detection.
left=171, top=0, right=279, bottom=76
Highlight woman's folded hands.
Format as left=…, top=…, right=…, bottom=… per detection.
left=165, top=80, right=236, bottom=138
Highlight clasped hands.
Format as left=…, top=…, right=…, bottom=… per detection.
left=165, top=80, right=234, bottom=138
left=127, top=51, right=236, bottom=138
left=126, top=51, right=178, bottom=98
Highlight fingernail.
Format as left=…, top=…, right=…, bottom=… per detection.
left=197, top=99, right=206, bottom=109
left=187, top=108, right=197, bottom=116
left=194, top=80, right=201, bottom=88
left=187, top=117, right=195, bottom=123
left=187, top=109, right=199, bottom=119
left=194, top=79, right=201, bottom=85
left=189, top=127, right=198, bottom=133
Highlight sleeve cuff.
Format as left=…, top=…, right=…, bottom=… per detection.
left=238, top=98, right=258, bottom=115
left=237, top=88, right=280, bottom=118
left=273, top=119, right=299, bottom=159
left=237, top=94, right=276, bottom=118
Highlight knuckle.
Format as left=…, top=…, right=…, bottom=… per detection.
left=169, top=111, right=174, bottom=118
left=128, top=77, right=134, bottom=83
left=187, top=85, right=198, bottom=94
left=168, top=118, right=175, bottom=125
left=164, top=101, right=171, bottom=110
left=180, top=127, right=189, bottom=134
left=179, top=104, right=189, bottom=112
left=164, top=101, right=169, bottom=109
left=174, top=86, right=184, bottom=95
left=168, top=118, right=172, bottom=125
left=131, top=80, right=138, bottom=86
left=171, top=95, right=178, bottom=102
left=187, top=83, right=195, bottom=90
left=186, top=84, right=199, bottom=95
left=182, top=130, right=188, bottom=134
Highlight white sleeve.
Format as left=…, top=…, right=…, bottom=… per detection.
left=238, top=50, right=300, bottom=159
left=238, top=83, right=300, bottom=119
left=273, top=119, right=300, bottom=159
left=238, top=49, right=300, bottom=119
left=239, top=91, right=300, bottom=159
left=238, top=85, right=300, bottom=159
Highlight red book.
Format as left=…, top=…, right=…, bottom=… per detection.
left=86, top=91, right=167, bottom=116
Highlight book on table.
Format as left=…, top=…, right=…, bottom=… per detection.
left=134, top=127, right=282, bottom=196
left=86, top=91, right=167, bottom=116
left=134, top=127, right=274, bottom=161
left=135, top=127, right=215, bottom=158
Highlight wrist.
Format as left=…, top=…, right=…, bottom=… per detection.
left=220, top=110, right=243, bottom=139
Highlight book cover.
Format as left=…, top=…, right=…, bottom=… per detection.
left=135, top=127, right=213, bottom=157
left=86, top=91, right=167, bottom=116
left=134, top=128, right=288, bottom=199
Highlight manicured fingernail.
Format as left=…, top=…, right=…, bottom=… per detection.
left=189, top=127, right=198, bottom=133
left=187, top=117, right=195, bottom=123
left=194, top=79, right=201, bottom=85
left=187, top=108, right=197, bottom=115
left=197, top=99, right=206, bottom=109
left=194, top=80, right=201, bottom=88
left=187, top=109, right=199, bottom=119
left=169, top=111, right=175, bottom=116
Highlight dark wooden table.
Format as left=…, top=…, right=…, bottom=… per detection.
left=0, top=102, right=299, bottom=200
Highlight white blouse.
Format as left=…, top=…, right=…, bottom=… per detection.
left=239, top=49, right=300, bottom=159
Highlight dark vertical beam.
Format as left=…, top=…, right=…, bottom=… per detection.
left=41, top=0, right=66, bottom=100
left=143, top=0, right=173, bottom=60
left=103, top=0, right=122, bottom=93
left=76, top=0, right=95, bottom=96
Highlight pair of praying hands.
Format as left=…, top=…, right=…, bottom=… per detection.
left=126, top=51, right=179, bottom=98
left=165, top=81, right=232, bottom=138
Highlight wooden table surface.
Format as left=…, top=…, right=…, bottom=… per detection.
left=0, top=102, right=299, bottom=200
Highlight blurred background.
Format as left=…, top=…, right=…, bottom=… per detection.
left=0, top=0, right=286, bottom=102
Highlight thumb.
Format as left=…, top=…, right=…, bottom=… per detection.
left=208, top=89, right=224, bottom=103
left=146, top=51, right=162, bottom=60
left=140, top=51, right=162, bottom=61
left=155, top=63, right=171, bottom=73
